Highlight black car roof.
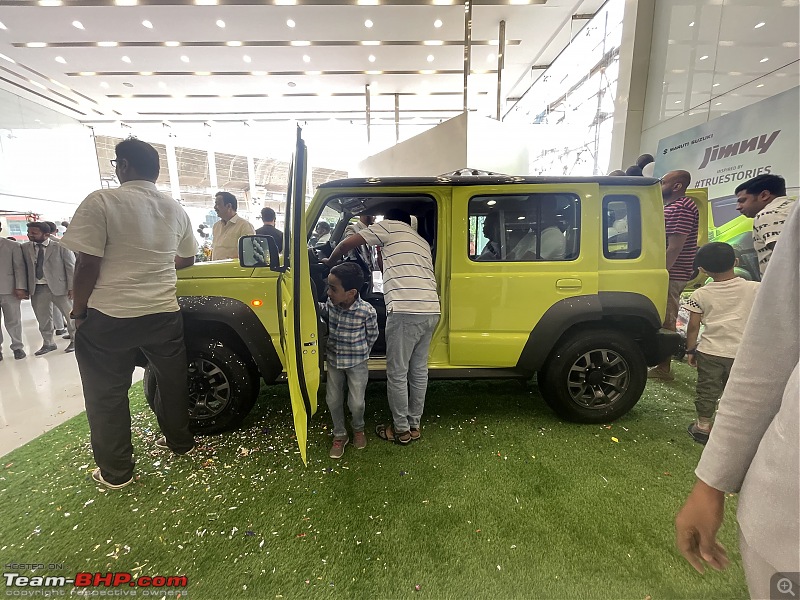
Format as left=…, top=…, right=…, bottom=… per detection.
left=318, top=175, right=660, bottom=189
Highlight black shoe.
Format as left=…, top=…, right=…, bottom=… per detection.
left=65, top=342, right=75, bottom=353
left=62, top=334, right=72, bottom=339
left=13, top=349, right=26, bottom=360
left=55, top=329, right=67, bottom=335
left=34, top=345, right=58, bottom=356
left=687, top=422, right=710, bottom=445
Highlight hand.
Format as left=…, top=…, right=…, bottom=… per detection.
left=13, top=289, right=26, bottom=300
left=675, top=480, right=730, bottom=574
left=319, top=257, right=331, bottom=267
left=687, top=353, right=697, bottom=368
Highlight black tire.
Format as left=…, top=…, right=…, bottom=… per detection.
left=538, top=329, right=647, bottom=423
left=143, top=339, right=259, bottom=434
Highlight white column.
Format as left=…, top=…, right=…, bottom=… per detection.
left=165, top=139, right=181, bottom=201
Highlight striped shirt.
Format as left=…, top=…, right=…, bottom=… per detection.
left=321, top=296, right=379, bottom=370
left=753, top=196, right=795, bottom=276
left=664, top=196, right=699, bottom=281
left=359, top=220, right=440, bottom=314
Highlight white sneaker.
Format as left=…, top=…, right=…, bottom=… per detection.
left=91, top=468, right=133, bottom=490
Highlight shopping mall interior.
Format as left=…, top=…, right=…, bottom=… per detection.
left=0, top=0, right=798, bottom=596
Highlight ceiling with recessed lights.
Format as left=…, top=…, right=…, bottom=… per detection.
left=0, top=0, right=606, bottom=127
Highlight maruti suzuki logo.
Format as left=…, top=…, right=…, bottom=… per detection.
left=699, top=130, right=780, bottom=169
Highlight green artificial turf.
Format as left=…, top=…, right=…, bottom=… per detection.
left=0, top=361, right=747, bottom=599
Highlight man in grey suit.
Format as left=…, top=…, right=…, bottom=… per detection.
left=0, top=223, right=27, bottom=360
left=22, top=222, right=76, bottom=355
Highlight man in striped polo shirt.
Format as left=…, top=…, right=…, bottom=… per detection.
left=325, top=208, right=440, bottom=445
left=650, top=169, right=699, bottom=381
left=735, top=174, right=796, bottom=277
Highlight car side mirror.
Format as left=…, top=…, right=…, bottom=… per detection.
left=239, top=235, right=280, bottom=269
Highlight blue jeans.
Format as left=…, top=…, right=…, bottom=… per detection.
left=385, top=312, right=439, bottom=433
left=326, top=360, right=369, bottom=438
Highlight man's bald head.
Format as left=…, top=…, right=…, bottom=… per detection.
left=661, top=169, right=692, bottom=203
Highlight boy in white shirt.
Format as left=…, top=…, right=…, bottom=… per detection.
left=684, top=242, right=760, bottom=444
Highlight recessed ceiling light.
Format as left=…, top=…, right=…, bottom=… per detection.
left=368, top=55, right=376, bottom=62
left=362, top=40, right=381, bottom=46
left=72, top=21, right=85, bottom=31
left=27, top=42, right=47, bottom=48
left=227, top=41, right=243, bottom=46
left=98, top=41, right=118, bottom=47
left=55, top=56, right=66, bottom=64
left=180, top=55, right=190, bottom=62
left=305, top=70, right=321, bottom=75
left=78, top=72, right=96, bottom=76
left=427, top=54, right=434, bottom=62
left=689, top=21, right=695, bottom=27
left=291, top=40, right=311, bottom=46
left=674, top=100, right=681, bottom=104
left=784, top=42, right=799, bottom=47
left=364, top=19, right=374, bottom=28
left=760, top=57, right=769, bottom=63
left=243, top=55, right=251, bottom=63
left=165, top=41, right=180, bottom=47
left=194, top=71, right=211, bottom=75
left=757, top=83, right=764, bottom=88
left=754, top=21, right=765, bottom=28
left=434, top=19, right=443, bottom=28
left=423, top=40, right=444, bottom=46
left=712, top=83, right=720, bottom=87
left=286, top=19, right=296, bottom=27
left=115, top=0, right=138, bottom=6
left=0, top=21, right=6, bottom=30
left=139, top=71, right=153, bottom=75
left=0, top=53, right=15, bottom=63
left=699, top=55, right=708, bottom=60
left=122, top=56, right=131, bottom=63
left=729, top=71, right=741, bottom=75
left=29, top=80, right=47, bottom=90
left=39, top=0, right=63, bottom=5
left=100, top=81, right=109, bottom=88
left=419, top=69, right=435, bottom=75
left=216, top=20, right=225, bottom=28
left=142, top=20, right=153, bottom=29
left=715, top=102, right=722, bottom=106
left=303, top=54, right=311, bottom=62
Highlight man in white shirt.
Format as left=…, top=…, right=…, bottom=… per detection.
left=325, top=208, right=440, bottom=445
left=62, top=138, right=198, bottom=490
left=735, top=174, right=795, bottom=276
left=211, top=191, right=255, bottom=261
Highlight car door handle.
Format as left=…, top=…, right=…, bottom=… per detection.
left=556, top=278, right=582, bottom=291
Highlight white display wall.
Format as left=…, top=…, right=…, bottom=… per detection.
left=639, top=0, right=800, bottom=155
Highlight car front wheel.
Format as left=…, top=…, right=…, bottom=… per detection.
left=143, top=339, right=260, bottom=434
left=538, top=330, right=646, bottom=423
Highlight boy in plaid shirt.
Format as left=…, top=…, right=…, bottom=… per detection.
left=321, top=262, right=379, bottom=459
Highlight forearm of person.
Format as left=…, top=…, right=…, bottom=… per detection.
left=175, top=255, right=195, bottom=270
left=685, top=315, right=700, bottom=350
left=665, top=234, right=687, bottom=270
left=71, top=254, right=102, bottom=314
left=696, top=209, right=800, bottom=492
left=328, top=234, right=365, bottom=263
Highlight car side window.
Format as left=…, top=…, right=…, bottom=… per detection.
left=468, top=193, right=580, bottom=262
left=603, top=195, right=641, bottom=259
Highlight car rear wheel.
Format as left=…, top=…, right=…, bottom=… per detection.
left=538, top=330, right=646, bottom=423
left=143, top=339, right=259, bottom=434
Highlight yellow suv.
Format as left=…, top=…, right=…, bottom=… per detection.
left=143, top=134, right=683, bottom=461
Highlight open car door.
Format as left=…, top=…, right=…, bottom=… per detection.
left=277, top=127, right=320, bottom=464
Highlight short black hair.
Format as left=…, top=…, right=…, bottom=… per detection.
left=61, top=221, right=69, bottom=228
left=636, top=153, right=654, bottom=169
left=625, top=165, right=643, bottom=177
left=45, top=221, right=58, bottom=234
left=216, top=191, right=238, bottom=211
left=735, top=174, right=786, bottom=197
left=27, top=222, right=49, bottom=235
left=330, top=262, right=365, bottom=294
left=694, top=242, right=736, bottom=274
left=115, top=138, right=160, bottom=180
left=261, top=207, right=276, bottom=222
left=384, top=208, right=411, bottom=225
left=316, top=221, right=331, bottom=233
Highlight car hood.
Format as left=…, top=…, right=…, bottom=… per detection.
left=178, top=260, right=256, bottom=279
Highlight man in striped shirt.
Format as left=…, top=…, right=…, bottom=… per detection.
left=325, top=208, right=440, bottom=445
left=735, top=174, right=796, bottom=277
left=650, top=170, right=698, bottom=381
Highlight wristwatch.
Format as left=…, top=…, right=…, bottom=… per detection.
left=685, top=348, right=697, bottom=355
left=70, top=311, right=88, bottom=320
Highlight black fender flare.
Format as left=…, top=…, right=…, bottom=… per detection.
left=177, top=296, right=283, bottom=384
left=515, top=292, right=663, bottom=373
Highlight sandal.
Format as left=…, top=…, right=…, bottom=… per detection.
left=410, top=428, right=420, bottom=441
left=375, top=424, right=411, bottom=445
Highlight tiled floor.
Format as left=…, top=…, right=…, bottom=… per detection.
left=0, top=301, right=142, bottom=457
